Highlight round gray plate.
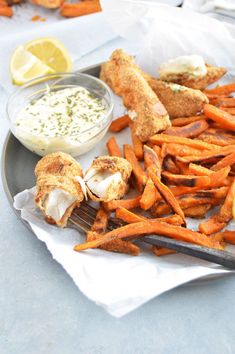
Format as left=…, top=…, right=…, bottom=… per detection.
left=1, top=63, right=231, bottom=284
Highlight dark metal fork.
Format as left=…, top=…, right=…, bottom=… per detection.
left=69, top=202, right=235, bottom=269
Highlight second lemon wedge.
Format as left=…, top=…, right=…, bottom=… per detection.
left=10, top=46, right=55, bottom=85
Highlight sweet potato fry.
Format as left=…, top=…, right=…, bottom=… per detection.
left=220, top=107, right=235, bottom=114
left=196, top=186, right=229, bottom=199
left=165, top=144, right=206, bottom=157
left=124, top=144, right=147, bottom=191
left=204, top=83, right=235, bottom=96
left=89, top=206, right=109, bottom=234
left=205, top=93, right=229, bottom=100
left=156, top=215, right=184, bottom=226
left=103, top=196, right=141, bottom=211
left=0, top=6, right=13, bottom=16
left=142, top=145, right=162, bottom=205
left=148, top=166, right=185, bottom=224
left=174, top=160, right=190, bottom=175
left=171, top=115, right=207, bottom=127
left=158, top=169, right=231, bottom=203
left=209, top=128, right=235, bottom=139
left=211, top=152, right=235, bottom=171
left=198, top=128, right=235, bottom=147
left=160, top=143, right=168, bottom=162
left=102, top=238, right=140, bottom=255
left=163, top=156, right=180, bottom=174
left=163, top=120, right=208, bottom=138
left=178, top=146, right=235, bottom=163
left=188, top=163, right=212, bottom=176
left=216, top=231, right=235, bottom=245
left=184, top=204, right=212, bottom=218
left=74, top=220, right=222, bottom=252
left=86, top=207, right=140, bottom=255
left=209, top=166, right=231, bottom=188
left=219, top=103, right=235, bottom=110
left=115, top=208, right=183, bottom=226
left=130, top=122, right=143, bottom=160
left=150, top=134, right=218, bottom=151
left=115, top=207, right=146, bottom=223
left=208, top=97, right=229, bottom=106
left=204, top=104, right=235, bottom=131
left=144, top=145, right=161, bottom=176
left=209, top=232, right=225, bottom=244
left=198, top=217, right=226, bottom=235
left=106, top=136, right=121, bottom=157
left=152, top=145, right=161, bottom=156
left=219, top=178, right=235, bottom=219
left=87, top=231, right=140, bottom=255
left=152, top=246, right=176, bottom=256
left=155, top=185, right=207, bottom=204
left=140, top=178, right=158, bottom=210
left=199, top=178, right=235, bottom=235
left=60, top=0, right=101, bottom=17
left=109, top=114, right=131, bottom=132
left=152, top=196, right=222, bottom=217
left=162, top=171, right=210, bottom=187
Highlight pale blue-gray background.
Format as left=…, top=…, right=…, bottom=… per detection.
left=1, top=30, right=235, bottom=354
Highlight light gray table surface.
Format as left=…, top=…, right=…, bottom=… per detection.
left=1, top=36, right=235, bottom=354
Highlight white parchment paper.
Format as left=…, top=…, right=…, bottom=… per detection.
left=183, top=0, right=235, bottom=22
left=14, top=2, right=235, bottom=317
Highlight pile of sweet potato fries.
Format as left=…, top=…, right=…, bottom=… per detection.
left=0, top=0, right=101, bottom=18
left=74, top=82, right=235, bottom=257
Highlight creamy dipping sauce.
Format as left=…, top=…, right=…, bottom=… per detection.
left=159, top=55, right=207, bottom=79
left=15, top=87, right=108, bottom=156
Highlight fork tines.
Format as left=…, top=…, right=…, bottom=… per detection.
left=70, top=202, right=123, bottom=232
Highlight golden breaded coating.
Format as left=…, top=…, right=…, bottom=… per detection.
left=84, top=156, right=132, bottom=202
left=100, top=49, right=171, bottom=141
left=35, top=175, right=84, bottom=227
left=90, top=156, right=132, bottom=181
left=161, top=64, right=226, bottom=90
left=35, top=151, right=83, bottom=179
left=148, top=79, right=209, bottom=118
left=35, top=152, right=85, bottom=227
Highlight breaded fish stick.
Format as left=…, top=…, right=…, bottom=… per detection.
left=35, top=152, right=85, bottom=227
left=84, top=156, right=132, bottom=202
left=100, top=49, right=171, bottom=141
left=148, top=79, right=208, bottom=118
left=160, top=64, right=226, bottom=91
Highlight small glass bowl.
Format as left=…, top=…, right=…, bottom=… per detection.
left=7, top=72, right=114, bottom=157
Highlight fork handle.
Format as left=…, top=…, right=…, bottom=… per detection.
left=143, top=235, right=235, bottom=269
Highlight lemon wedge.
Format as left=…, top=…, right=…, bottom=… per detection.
left=10, top=46, right=54, bottom=85
left=25, top=37, right=72, bottom=73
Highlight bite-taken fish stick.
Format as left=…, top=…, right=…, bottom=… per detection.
left=158, top=55, right=226, bottom=90
left=35, top=152, right=86, bottom=227
left=84, top=156, right=132, bottom=202
left=148, top=79, right=208, bottom=118
left=100, top=49, right=171, bottom=141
